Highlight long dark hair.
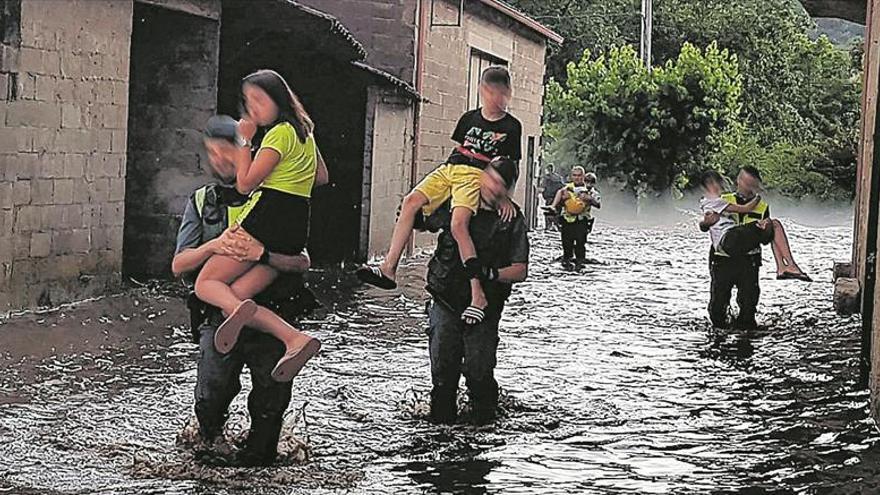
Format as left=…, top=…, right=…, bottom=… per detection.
left=242, top=69, right=314, bottom=143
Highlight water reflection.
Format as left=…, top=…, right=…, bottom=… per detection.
left=405, top=459, right=499, bottom=494
left=0, top=214, right=876, bottom=494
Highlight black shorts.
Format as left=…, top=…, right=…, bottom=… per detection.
left=239, top=188, right=310, bottom=255
left=720, top=222, right=773, bottom=257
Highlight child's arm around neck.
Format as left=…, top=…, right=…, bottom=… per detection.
left=722, top=195, right=761, bottom=214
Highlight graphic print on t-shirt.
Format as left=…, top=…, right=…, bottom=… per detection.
left=461, top=127, right=509, bottom=157
left=448, top=109, right=522, bottom=166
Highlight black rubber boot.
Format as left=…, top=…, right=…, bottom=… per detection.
left=429, top=388, right=458, bottom=425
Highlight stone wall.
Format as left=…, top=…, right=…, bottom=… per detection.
left=296, top=0, right=418, bottom=83
left=122, top=1, right=219, bottom=277
left=413, top=0, right=547, bottom=246
left=0, top=0, right=133, bottom=310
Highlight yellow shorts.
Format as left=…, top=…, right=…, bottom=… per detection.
left=414, top=163, right=482, bottom=216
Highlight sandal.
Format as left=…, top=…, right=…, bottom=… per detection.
left=271, top=337, right=322, bottom=382
left=214, top=299, right=257, bottom=354
left=356, top=265, right=397, bottom=290
left=777, top=271, right=813, bottom=282
left=461, top=306, right=485, bottom=325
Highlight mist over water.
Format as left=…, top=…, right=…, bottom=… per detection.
left=593, top=181, right=855, bottom=230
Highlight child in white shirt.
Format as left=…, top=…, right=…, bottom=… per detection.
left=700, top=170, right=811, bottom=281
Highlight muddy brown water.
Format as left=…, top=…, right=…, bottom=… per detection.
left=0, top=213, right=877, bottom=494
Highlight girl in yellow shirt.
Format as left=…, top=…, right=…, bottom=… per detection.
left=194, top=70, right=328, bottom=382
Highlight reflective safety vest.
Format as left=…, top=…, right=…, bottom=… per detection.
left=193, top=184, right=249, bottom=242
left=721, top=192, right=768, bottom=226
left=561, top=182, right=595, bottom=223
left=716, top=192, right=769, bottom=257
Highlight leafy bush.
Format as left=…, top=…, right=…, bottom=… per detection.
left=510, top=0, right=862, bottom=199
left=546, top=43, right=741, bottom=193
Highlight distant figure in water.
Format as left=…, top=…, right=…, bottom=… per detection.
left=541, top=164, right=565, bottom=231
left=699, top=167, right=811, bottom=328
left=545, top=167, right=601, bottom=267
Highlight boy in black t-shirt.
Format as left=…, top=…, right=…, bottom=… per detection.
left=357, top=66, right=522, bottom=325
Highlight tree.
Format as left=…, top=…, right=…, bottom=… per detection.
left=546, top=43, right=742, bottom=192
left=505, top=0, right=640, bottom=83
left=510, top=0, right=862, bottom=198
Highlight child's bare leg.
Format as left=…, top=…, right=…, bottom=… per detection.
left=228, top=263, right=277, bottom=301
left=768, top=219, right=806, bottom=275
left=451, top=207, right=488, bottom=323
left=194, top=255, right=253, bottom=315
left=229, top=264, right=314, bottom=349
left=195, top=255, right=260, bottom=353
left=222, top=263, right=321, bottom=380
left=380, top=191, right=430, bottom=279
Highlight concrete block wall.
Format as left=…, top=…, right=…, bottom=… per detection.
left=122, top=1, right=219, bottom=277
left=0, top=0, right=133, bottom=311
left=296, top=0, right=418, bottom=83
left=363, top=87, right=414, bottom=257
left=414, top=0, right=547, bottom=247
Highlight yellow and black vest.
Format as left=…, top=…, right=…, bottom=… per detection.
left=193, top=184, right=248, bottom=242
left=716, top=192, right=769, bottom=257
left=721, top=192, right=768, bottom=225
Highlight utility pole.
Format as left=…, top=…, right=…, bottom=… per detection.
left=640, top=0, right=653, bottom=71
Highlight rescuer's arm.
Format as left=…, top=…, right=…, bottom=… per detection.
left=219, top=225, right=311, bottom=274
left=699, top=212, right=720, bottom=232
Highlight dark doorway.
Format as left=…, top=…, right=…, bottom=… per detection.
left=218, top=6, right=367, bottom=264
left=122, top=3, right=219, bottom=278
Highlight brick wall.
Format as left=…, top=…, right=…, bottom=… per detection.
left=122, top=1, right=219, bottom=277
left=0, top=0, right=133, bottom=310
left=414, top=0, right=547, bottom=246
left=296, top=0, right=418, bottom=83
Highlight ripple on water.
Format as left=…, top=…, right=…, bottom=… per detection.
left=0, top=217, right=877, bottom=494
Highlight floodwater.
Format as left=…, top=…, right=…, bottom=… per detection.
left=1, top=208, right=878, bottom=494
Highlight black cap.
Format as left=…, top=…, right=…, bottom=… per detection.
left=204, top=115, right=238, bottom=142
left=490, top=156, right=519, bottom=189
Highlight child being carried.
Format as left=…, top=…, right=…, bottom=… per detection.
left=356, top=66, right=521, bottom=325
left=699, top=170, right=811, bottom=281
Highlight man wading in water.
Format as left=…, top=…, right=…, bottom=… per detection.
left=700, top=166, right=775, bottom=329
left=545, top=166, right=601, bottom=268
left=172, top=116, right=318, bottom=466
left=422, top=158, right=530, bottom=425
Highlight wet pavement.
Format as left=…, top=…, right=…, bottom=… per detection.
left=1, top=208, right=877, bottom=494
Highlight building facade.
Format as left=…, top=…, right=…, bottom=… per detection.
left=0, top=0, right=134, bottom=310
left=0, top=0, right=557, bottom=311
left=299, top=0, right=561, bottom=253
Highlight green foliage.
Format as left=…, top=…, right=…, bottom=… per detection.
left=546, top=43, right=742, bottom=192
left=710, top=131, right=847, bottom=199
left=509, top=0, right=863, bottom=199
left=503, top=0, right=640, bottom=83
